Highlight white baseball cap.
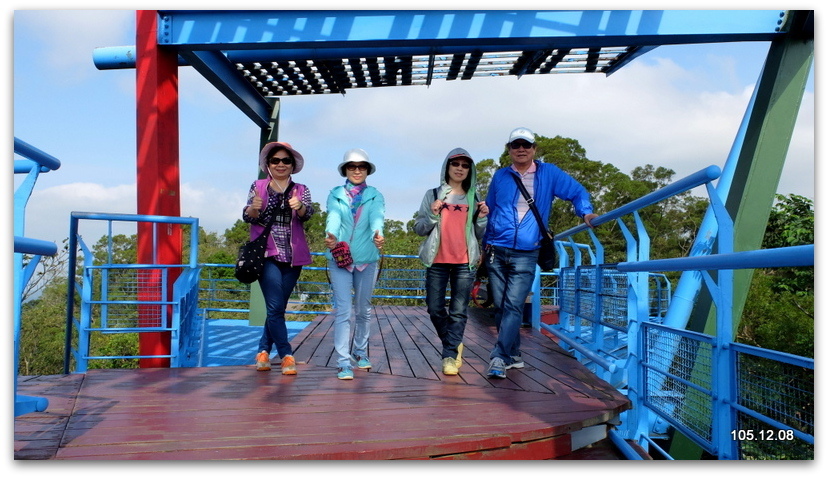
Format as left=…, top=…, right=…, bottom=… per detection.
left=507, top=127, right=536, bottom=144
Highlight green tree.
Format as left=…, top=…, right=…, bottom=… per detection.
left=738, top=194, right=814, bottom=357
left=19, top=277, right=69, bottom=375
left=760, top=194, right=814, bottom=294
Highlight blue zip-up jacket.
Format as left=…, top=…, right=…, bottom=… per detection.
left=483, top=160, right=594, bottom=251
left=324, top=184, right=385, bottom=265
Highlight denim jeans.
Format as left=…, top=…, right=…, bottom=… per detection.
left=257, top=259, right=302, bottom=358
left=328, top=260, right=378, bottom=368
left=426, top=263, right=475, bottom=359
left=486, top=246, right=538, bottom=363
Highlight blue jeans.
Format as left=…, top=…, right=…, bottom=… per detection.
left=329, top=260, right=378, bottom=368
left=426, top=263, right=475, bottom=359
left=486, top=246, right=538, bottom=363
left=257, top=259, right=302, bottom=358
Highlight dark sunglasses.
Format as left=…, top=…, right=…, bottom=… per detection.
left=268, top=156, right=294, bottom=165
left=509, top=140, right=535, bottom=150
left=449, top=161, right=471, bottom=169
left=345, top=163, right=369, bottom=171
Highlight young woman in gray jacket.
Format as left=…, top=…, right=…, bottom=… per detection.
left=413, top=147, right=488, bottom=375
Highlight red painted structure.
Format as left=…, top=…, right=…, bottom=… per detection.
left=135, top=11, right=182, bottom=367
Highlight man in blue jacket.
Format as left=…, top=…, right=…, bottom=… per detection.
left=483, top=127, right=598, bottom=378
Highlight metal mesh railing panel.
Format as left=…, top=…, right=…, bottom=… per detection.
left=643, top=323, right=715, bottom=448
left=734, top=350, right=814, bottom=459
left=559, top=267, right=577, bottom=314
left=90, top=268, right=166, bottom=328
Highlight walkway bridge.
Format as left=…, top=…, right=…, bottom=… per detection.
left=14, top=10, right=813, bottom=460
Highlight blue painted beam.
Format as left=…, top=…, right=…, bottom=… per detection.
left=15, top=395, right=49, bottom=417
left=176, top=49, right=272, bottom=128
left=14, top=236, right=58, bottom=256
left=156, top=10, right=788, bottom=48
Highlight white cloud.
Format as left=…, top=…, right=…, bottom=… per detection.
left=22, top=182, right=136, bottom=245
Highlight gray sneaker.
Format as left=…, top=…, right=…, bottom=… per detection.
left=507, top=355, right=524, bottom=369
left=487, top=357, right=507, bottom=378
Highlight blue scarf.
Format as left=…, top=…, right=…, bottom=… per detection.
left=344, top=180, right=367, bottom=217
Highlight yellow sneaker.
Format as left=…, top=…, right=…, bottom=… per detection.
left=281, top=355, right=297, bottom=375
left=256, top=351, right=271, bottom=371
left=456, top=343, right=464, bottom=369
left=442, top=357, right=459, bottom=376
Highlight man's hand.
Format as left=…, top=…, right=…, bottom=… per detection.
left=584, top=213, right=598, bottom=228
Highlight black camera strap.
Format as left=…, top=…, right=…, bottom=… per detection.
left=511, top=173, right=553, bottom=241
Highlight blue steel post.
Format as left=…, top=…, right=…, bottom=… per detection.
left=704, top=181, right=738, bottom=459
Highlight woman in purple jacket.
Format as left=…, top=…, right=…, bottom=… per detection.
left=243, top=142, right=315, bottom=375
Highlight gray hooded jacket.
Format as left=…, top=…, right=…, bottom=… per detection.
left=413, top=147, right=487, bottom=268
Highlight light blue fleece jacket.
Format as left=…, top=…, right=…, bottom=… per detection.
left=324, top=184, right=385, bottom=265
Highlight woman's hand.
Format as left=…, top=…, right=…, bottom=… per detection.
left=247, top=194, right=263, bottom=217
left=373, top=230, right=385, bottom=249
left=325, top=232, right=337, bottom=250
left=476, top=201, right=489, bottom=218
left=288, top=189, right=303, bottom=212
left=430, top=199, right=444, bottom=215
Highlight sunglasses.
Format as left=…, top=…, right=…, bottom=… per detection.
left=449, top=161, right=471, bottom=169
left=345, top=163, right=369, bottom=172
left=509, top=141, right=535, bottom=150
left=268, top=156, right=294, bottom=165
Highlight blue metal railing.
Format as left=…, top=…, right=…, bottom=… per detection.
left=544, top=164, right=814, bottom=460
left=197, top=253, right=431, bottom=322
left=65, top=212, right=201, bottom=373
left=13, top=138, right=61, bottom=417
left=618, top=246, right=814, bottom=460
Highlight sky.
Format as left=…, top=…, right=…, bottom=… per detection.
left=8, top=7, right=816, bottom=248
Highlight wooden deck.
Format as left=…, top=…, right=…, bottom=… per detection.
left=14, top=306, right=635, bottom=460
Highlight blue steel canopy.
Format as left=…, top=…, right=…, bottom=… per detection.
left=93, top=10, right=806, bottom=129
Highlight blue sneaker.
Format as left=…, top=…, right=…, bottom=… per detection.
left=356, top=356, right=372, bottom=369
left=487, top=357, right=506, bottom=379
left=337, top=366, right=354, bottom=380
left=507, top=355, right=524, bottom=369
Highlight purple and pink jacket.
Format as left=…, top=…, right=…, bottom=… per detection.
left=243, top=178, right=313, bottom=267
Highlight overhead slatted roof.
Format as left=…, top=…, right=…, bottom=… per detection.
left=237, top=47, right=632, bottom=96
left=94, top=10, right=800, bottom=127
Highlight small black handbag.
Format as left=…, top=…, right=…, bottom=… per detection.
left=511, top=174, right=557, bottom=271
left=234, top=201, right=280, bottom=284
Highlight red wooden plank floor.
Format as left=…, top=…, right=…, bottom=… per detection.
left=14, top=306, right=632, bottom=460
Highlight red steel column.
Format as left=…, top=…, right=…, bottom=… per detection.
left=135, top=10, right=182, bottom=367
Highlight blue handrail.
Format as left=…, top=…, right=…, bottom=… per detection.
left=13, top=138, right=61, bottom=417
left=555, top=165, right=721, bottom=239
left=618, top=244, right=814, bottom=272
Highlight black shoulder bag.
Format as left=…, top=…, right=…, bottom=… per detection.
left=235, top=213, right=276, bottom=284
left=235, top=183, right=293, bottom=284
left=511, top=174, right=557, bottom=271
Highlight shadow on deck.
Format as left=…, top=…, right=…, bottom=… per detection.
left=15, top=306, right=637, bottom=460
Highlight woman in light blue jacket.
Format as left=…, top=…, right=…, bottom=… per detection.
left=324, top=149, right=386, bottom=380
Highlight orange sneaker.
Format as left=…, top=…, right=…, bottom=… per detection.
left=256, top=351, right=271, bottom=371
left=281, top=355, right=297, bottom=375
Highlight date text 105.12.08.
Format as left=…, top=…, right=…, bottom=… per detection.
left=731, top=429, right=795, bottom=441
